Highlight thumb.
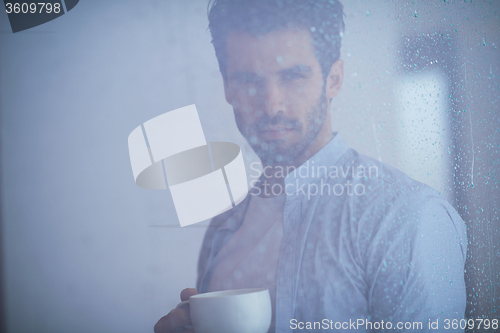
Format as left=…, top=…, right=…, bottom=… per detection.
left=180, top=288, right=198, bottom=302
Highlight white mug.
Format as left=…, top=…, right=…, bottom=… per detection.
left=179, top=288, right=272, bottom=333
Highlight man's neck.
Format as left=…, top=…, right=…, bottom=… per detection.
left=257, top=120, right=334, bottom=198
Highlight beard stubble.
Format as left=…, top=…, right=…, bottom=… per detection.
left=240, top=89, right=329, bottom=165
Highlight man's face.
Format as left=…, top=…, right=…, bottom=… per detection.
left=224, top=28, right=329, bottom=165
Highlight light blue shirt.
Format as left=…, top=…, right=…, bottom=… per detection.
left=197, top=133, right=467, bottom=332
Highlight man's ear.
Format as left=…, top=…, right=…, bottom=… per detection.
left=325, top=59, right=344, bottom=100
left=223, top=79, right=233, bottom=105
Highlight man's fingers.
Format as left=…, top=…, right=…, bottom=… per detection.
left=154, top=308, right=190, bottom=333
left=180, top=288, right=198, bottom=302
left=165, top=309, right=190, bottom=330
left=153, top=289, right=197, bottom=332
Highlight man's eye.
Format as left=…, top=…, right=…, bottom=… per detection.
left=238, top=76, right=261, bottom=84
left=282, top=73, right=304, bottom=80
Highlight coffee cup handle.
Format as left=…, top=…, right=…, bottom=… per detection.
left=174, top=300, right=193, bottom=332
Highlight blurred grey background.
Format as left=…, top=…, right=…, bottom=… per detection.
left=0, top=0, right=498, bottom=332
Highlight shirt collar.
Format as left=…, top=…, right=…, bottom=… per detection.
left=215, top=132, right=350, bottom=231
left=284, top=132, right=350, bottom=188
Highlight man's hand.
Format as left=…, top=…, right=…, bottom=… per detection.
left=154, top=288, right=198, bottom=333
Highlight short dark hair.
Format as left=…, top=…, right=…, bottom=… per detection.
left=207, top=0, right=345, bottom=81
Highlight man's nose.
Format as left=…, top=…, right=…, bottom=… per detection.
left=260, top=80, right=285, bottom=117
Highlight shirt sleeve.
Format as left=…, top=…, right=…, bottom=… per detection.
left=362, top=190, right=467, bottom=332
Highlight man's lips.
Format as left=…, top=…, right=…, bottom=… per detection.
left=258, top=126, right=295, bottom=140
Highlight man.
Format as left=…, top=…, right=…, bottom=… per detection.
left=155, top=0, right=467, bottom=332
